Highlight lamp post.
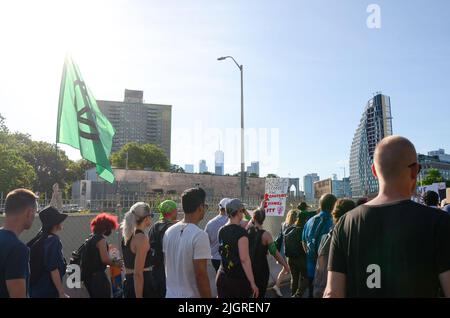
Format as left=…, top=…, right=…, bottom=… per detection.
left=218, top=56, right=245, bottom=200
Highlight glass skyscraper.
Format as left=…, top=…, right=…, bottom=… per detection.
left=349, top=93, right=393, bottom=198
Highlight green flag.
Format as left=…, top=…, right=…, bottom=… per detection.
left=57, top=56, right=115, bottom=183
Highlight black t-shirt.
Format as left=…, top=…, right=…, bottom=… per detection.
left=218, top=224, right=248, bottom=280
left=328, top=200, right=450, bottom=297
left=85, top=234, right=107, bottom=276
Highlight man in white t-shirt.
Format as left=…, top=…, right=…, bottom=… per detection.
left=204, top=198, right=229, bottom=272
left=163, top=187, right=212, bottom=298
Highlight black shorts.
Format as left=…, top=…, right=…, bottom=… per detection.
left=216, top=271, right=252, bottom=298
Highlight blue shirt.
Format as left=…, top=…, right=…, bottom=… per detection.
left=0, top=228, right=30, bottom=298
left=30, top=235, right=66, bottom=298
left=302, top=211, right=333, bottom=278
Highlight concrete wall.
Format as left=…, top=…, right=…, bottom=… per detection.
left=86, top=168, right=266, bottom=198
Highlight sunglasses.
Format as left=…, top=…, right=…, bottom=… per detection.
left=408, top=162, right=422, bottom=174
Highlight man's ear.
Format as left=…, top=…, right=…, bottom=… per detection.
left=371, top=164, right=378, bottom=179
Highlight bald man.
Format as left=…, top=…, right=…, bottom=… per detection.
left=324, top=136, right=450, bottom=298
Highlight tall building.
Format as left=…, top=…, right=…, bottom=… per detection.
left=199, top=160, right=208, bottom=173
left=349, top=93, right=393, bottom=198
left=184, top=164, right=194, bottom=173
left=332, top=177, right=352, bottom=198
left=98, top=89, right=172, bottom=161
left=303, top=173, right=320, bottom=202
left=215, top=150, right=224, bottom=175
left=246, top=161, right=260, bottom=176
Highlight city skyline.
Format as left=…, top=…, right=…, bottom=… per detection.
left=1, top=0, right=449, bottom=182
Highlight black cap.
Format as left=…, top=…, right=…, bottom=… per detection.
left=298, top=202, right=309, bottom=210
left=39, top=206, right=67, bottom=231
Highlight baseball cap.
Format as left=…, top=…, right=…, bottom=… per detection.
left=130, top=202, right=152, bottom=219
left=226, top=198, right=244, bottom=216
left=158, top=200, right=177, bottom=220
left=218, top=198, right=230, bottom=210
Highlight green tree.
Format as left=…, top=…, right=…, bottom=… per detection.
left=249, top=173, right=259, bottom=178
left=21, top=141, right=72, bottom=194
left=420, top=168, right=444, bottom=186
left=170, top=164, right=185, bottom=173
left=266, top=173, right=279, bottom=178
left=111, top=142, right=170, bottom=171
left=67, top=159, right=95, bottom=180
left=0, top=145, right=36, bottom=193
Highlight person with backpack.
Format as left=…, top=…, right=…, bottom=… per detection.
left=247, top=208, right=290, bottom=298
left=216, top=198, right=259, bottom=298
left=302, top=193, right=336, bottom=298
left=120, top=202, right=154, bottom=298
left=81, top=213, right=121, bottom=298
left=205, top=198, right=230, bottom=272
left=28, top=206, right=68, bottom=298
left=284, top=208, right=311, bottom=297
left=313, top=199, right=355, bottom=298
left=272, top=209, right=297, bottom=297
left=147, top=200, right=178, bottom=297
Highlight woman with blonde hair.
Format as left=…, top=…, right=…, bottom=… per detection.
left=121, top=202, right=154, bottom=298
left=272, top=209, right=297, bottom=297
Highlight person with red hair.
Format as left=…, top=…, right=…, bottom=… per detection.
left=83, top=213, right=122, bottom=298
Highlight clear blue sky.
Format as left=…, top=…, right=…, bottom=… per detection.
left=0, top=0, right=449, bottom=190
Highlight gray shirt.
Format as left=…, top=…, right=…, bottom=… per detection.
left=204, top=215, right=228, bottom=260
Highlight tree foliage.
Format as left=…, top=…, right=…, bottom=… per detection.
left=111, top=142, right=170, bottom=171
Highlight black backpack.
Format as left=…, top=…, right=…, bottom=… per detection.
left=284, top=225, right=304, bottom=258
left=69, top=235, right=94, bottom=282
left=148, top=221, right=174, bottom=267
left=27, top=231, right=50, bottom=285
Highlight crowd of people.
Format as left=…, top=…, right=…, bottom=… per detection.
left=1, top=135, right=450, bottom=298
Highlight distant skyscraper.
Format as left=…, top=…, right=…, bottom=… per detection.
left=332, top=177, right=352, bottom=198
left=215, top=150, right=224, bottom=175
left=427, top=149, right=450, bottom=163
left=98, top=89, right=172, bottom=161
left=303, top=173, right=320, bottom=202
left=349, top=93, right=393, bottom=198
left=246, top=161, right=260, bottom=176
left=184, top=164, right=194, bottom=173
left=199, top=160, right=208, bottom=173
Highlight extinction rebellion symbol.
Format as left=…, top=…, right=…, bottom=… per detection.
left=74, top=79, right=100, bottom=141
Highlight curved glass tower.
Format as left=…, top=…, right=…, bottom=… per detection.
left=349, top=93, right=393, bottom=198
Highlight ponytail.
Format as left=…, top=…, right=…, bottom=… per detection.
left=121, top=211, right=137, bottom=245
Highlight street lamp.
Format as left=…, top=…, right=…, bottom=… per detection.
left=218, top=56, right=245, bottom=200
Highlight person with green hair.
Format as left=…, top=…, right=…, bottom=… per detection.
left=147, top=199, right=178, bottom=297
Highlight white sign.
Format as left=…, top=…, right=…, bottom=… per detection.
left=417, top=182, right=447, bottom=201
left=264, top=178, right=289, bottom=217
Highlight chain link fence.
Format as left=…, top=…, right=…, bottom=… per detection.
left=0, top=192, right=307, bottom=261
